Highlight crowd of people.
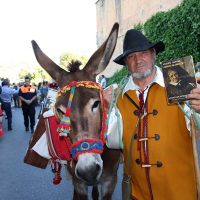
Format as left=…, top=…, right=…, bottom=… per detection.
left=0, top=77, right=58, bottom=134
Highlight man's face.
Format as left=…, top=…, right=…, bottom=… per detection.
left=125, top=49, right=156, bottom=79
left=168, top=70, right=179, bottom=83
left=24, top=78, right=30, bottom=86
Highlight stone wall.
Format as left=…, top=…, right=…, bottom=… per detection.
left=95, top=0, right=182, bottom=77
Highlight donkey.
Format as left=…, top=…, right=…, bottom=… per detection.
left=31, top=23, right=121, bottom=200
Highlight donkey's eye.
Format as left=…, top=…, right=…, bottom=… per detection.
left=92, top=100, right=100, bottom=112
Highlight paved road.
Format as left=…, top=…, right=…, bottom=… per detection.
left=0, top=106, right=123, bottom=200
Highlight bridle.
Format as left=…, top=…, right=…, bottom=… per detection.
left=54, top=81, right=107, bottom=160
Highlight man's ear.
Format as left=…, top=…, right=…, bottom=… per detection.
left=151, top=48, right=157, bottom=63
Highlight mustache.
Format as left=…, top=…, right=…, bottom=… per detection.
left=137, top=62, right=146, bottom=67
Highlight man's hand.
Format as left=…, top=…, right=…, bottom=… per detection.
left=25, top=100, right=32, bottom=105
left=103, top=84, right=118, bottom=113
left=103, top=87, right=112, bottom=113
left=187, top=87, right=200, bottom=113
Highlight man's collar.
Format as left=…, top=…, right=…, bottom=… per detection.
left=122, top=65, right=165, bottom=96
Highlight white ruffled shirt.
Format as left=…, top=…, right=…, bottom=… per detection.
left=106, top=66, right=192, bottom=149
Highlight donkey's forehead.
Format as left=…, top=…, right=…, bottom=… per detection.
left=59, top=71, right=95, bottom=88
left=55, top=87, right=100, bottom=107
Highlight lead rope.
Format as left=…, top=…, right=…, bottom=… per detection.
left=105, top=75, right=130, bottom=148
left=177, top=101, right=200, bottom=130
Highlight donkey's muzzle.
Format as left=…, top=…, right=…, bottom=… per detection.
left=75, top=153, right=103, bottom=185
left=76, top=163, right=101, bottom=185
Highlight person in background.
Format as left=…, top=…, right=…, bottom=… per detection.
left=0, top=77, right=4, bottom=97
left=100, top=75, right=107, bottom=89
left=12, top=83, right=20, bottom=108
left=49, top=81, right=58, bottom=90
left=96, top=74, right=107, bottom=89
left=104, top=29, right=200, bottom=199
left=0, top=79, right=18, bottom=131
left=18, top=76, right=37, bottom=133
left=0, top=102, right=4, bottom=137
left=39, top=81, right=49, bottom=102
left=195, top=62, right=200, bottom=83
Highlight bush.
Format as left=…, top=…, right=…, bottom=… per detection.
left=108, top=0, right=200, bottom=83
left=144, top=0, right=200, bottom=65
left=107, top=67, right=128, bottom=86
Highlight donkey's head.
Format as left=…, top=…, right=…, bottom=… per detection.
left=31, top=23, right=119, bottom=185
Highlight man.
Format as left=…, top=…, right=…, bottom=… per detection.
left=39, top=81, right=49, bottom=103
left=100, top=75, right=107, bottom=89
left=19, top=76, right=37, bottom=133
left=0, top=79, right=17, bottom=131
left=105, top=29, right=200, bottom=199
left=195, top=62, right=200, bottom=83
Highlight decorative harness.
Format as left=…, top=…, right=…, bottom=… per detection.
left=55, top=81, right=107, bottom=160
left=44, top=81, right=108, bottom=184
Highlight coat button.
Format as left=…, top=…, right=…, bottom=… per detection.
left=133, top=110, right=140, bottom=116
left=135, top=158, right=141, bottom=165
left=157, top=161, right=163, bottom=167
left=152, top=109, right=158, bottom=115
left=134, top=134, right=138, bottom=139
left=155, top=134, right=160, bottom=141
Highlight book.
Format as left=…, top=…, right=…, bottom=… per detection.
left=161, top=55, right=197, bottom=103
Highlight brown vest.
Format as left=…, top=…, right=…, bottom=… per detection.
left=117, top=83, right=197, bottom=200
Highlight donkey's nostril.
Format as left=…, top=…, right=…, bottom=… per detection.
left=76, top=169, right=82, bottom=179
left=96, top=163, right=101, bottom=172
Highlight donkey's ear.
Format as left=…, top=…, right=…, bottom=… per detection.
left=31, top=40, right=68, bottom=84
left=83, top=23, right=119, bottom=76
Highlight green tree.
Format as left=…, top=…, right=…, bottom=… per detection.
left=18, top=69, right=33, bottom=81
left=144, top=0, right=200, bottom=65
left=60, top=52, right=88, bottom=70
left=108, top=0, right=200, bottom=84
left=31, top=67, right=52, bottom=84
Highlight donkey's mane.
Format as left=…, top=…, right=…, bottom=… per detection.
left=67, top=60, right=82, bottom=73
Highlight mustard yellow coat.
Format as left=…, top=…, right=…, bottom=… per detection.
left=117, top=83, right=197, bottom=200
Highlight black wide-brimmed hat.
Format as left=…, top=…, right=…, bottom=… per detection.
left=114, top=29, right=165, bottom=65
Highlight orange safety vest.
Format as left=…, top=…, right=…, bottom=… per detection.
left=117, top=83, right=197, bottom=200
left=20, top=85, right=36, bottom=93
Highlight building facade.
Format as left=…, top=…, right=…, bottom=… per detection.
left=95, top=0, right=183, bottom=77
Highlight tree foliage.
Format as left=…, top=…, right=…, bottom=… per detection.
left=107, top=67, right=128, bottom=85
left=144, top=0, right=200, bottom=65
left=108, top=0, right=200, bottom=85
left=32, top=67, right=52, bottom=84
left=60, top=52, right=88, bottom=69
left=18, top=67, right=51, bottom=84
left=18, top=69, right=33, bottom=81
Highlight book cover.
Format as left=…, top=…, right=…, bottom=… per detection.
left=161, top=55, right=197, bottom=103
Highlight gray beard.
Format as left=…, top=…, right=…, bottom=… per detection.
left=132, top=66, right=155, bottom=80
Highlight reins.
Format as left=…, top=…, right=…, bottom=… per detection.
left=106, top=76, right=130, bottom=149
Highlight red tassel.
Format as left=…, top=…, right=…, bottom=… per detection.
left=52, top=162, right=62, bottom=185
